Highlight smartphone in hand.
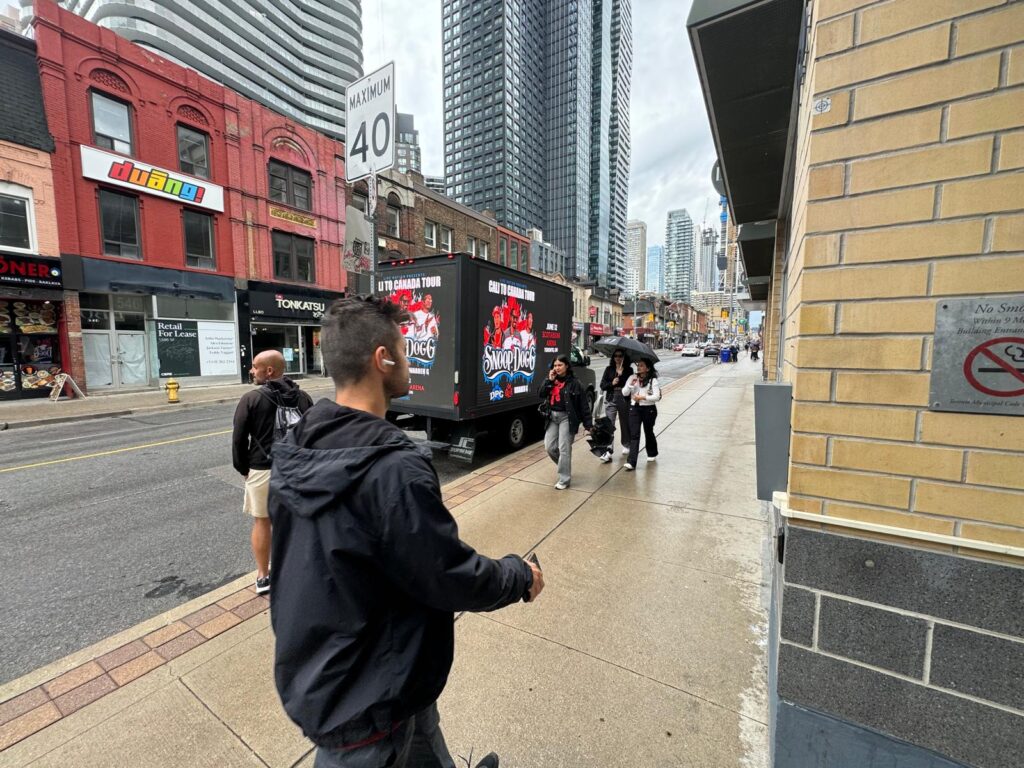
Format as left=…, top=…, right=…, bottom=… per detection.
left=527, top=552, right=541, bottom=570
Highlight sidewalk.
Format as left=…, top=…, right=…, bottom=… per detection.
left=0, top=361, right=770, bottom=767
left=0, top=378, right=337, bottom=430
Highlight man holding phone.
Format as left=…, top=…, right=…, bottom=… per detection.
left=269, top=297, right=544, bottom=768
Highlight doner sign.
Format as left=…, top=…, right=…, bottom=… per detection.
left=345, top=62, right=395, bottom=182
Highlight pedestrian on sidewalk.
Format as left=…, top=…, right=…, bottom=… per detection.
left=622, top=359, right=662, bottom=471
left=598, top=350, right=633, bottom=462
left=539, top=353, right=593, bottom=489
left=231, top=350, right=313, bottom=595
left=269, top=297, right=542, bottom=768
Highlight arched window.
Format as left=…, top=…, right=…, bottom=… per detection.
left=385, top=194, right=401, bottom=238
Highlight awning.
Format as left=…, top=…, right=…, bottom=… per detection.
left=688, top=0, right=804, bottom=225
left=738, top=220, right=776, bottom=295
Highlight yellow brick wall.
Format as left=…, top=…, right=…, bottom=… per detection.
left=783, top=0, right=1024, bottom=558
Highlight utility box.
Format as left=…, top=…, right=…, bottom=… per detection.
left=754, top=381, right=793, bottom=501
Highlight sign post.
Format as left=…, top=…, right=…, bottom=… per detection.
left=345, top=62, right=396, bottom=296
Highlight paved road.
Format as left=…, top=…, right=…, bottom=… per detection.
left=0, top=353, right=712, bottom=683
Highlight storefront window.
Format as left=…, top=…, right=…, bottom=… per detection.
left=80, top=292, right=111, bottom=330
left=183, top=210, right=215, bottom=270
left=252, top=324, right=301, bottom=374
left=99, top=190, right=140, bottom=259
left=156, top=296, right=232, bottom=321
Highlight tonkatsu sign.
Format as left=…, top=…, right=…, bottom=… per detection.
left=929, top=296, right=1024, bottom=416
left=80, top=146, right=224, bottom=212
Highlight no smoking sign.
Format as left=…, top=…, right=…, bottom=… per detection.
left=930, top=296, right=1024, bottom=415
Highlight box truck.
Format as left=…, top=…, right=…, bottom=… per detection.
left=377, top=253, right=595, bottom=462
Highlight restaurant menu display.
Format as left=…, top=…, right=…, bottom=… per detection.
left=0, top=299, right=62, bottom=395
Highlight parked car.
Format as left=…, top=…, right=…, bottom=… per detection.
left=681, top=344, right=700, bottom=357
left=672, top=343, right=685, bottom=352
left=703, top=343, right=722, bottom=357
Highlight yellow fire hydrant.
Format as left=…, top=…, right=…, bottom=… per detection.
left=165, top=377, right=180, bottom=403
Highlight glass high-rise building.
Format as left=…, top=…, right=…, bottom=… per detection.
left=697, top=226, right=718, bottom=293
left=606, top=0, right=632, bottom=292
left=665, top=209, right=695, bottom=303
left=55, top=0, right=363, bottom=140
left=396, top=113, right=422, bottom=174
left=624, top=219, right=646, bottom=296
left=646, top=244, right=665, bottom=296
left=443, top=0, right=630, bottom=284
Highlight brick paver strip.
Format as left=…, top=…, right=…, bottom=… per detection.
left=0, top=688, right=48, bottom=727
left=108, top=651, right=165, bottom=686
left=42, top=661, right=105, bottom=699
left=142, top=620, right=191, bottom=649
left=95, top=640, right=149, bottom=672
left=196, top=611, right=242, bottom=640
left=53, top=675, right=116, bottom=717
left=217, top=589, right=258, bottom=611
left=232, top=596, right=269, bottom=621
left=154, top=630, right=207, bottom=661
left=0, top=703, right=61, bottom=751
left=182, top=604, right=225, bottom=628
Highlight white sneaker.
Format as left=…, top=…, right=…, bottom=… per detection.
left=600, top=451, right=612, bottom=463
left=621, top=447, right=630, bottom=456
left=554, top=480, right=569, bottom=490
left=647, top=456, right=657, bottom=463
left=624, top=463, right=634, bottom=471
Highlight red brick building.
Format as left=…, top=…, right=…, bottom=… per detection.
left=33, top=0, right=348, bottom=390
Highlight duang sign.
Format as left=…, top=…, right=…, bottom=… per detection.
left=80, top=146, right=225, bottom=212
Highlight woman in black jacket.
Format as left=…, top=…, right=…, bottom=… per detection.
left=598, top=350, right=633, bottom=462
left=539, top=354, right=593, bottom=489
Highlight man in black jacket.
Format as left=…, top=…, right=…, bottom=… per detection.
left=269, top=297, right=543, bottom=768
left=232, top=350, right=313, bottom=595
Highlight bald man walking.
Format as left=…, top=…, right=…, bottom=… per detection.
left=232, top=350, right=314, bottom=594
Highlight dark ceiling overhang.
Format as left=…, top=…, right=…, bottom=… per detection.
left=738, top=220, right=776, bottom=289
left=688, top=0, right=804, bottom=225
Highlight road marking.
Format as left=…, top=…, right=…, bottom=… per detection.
left=0, top=429, right=232, bottom=473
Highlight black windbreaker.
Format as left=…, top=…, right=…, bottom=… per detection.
left=231, top=377, right=313, bottom=474
left=268, top=400, right=533, bottom=747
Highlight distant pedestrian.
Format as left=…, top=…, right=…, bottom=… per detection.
left=540, top=353, right=594, bottom=489
left=269, top=297, right=540, bottom=768
left=598, top=350, right=633, bottom=462
left=231, top=350, right=313, bottom=595
left=622, top=359, right=662, bottom=470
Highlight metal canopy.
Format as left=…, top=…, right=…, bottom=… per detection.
left=738, top=220, right=777, bottom=284
left=688, top=0, right=804, bottom=226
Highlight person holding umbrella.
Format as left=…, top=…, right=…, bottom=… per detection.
left=621, top=357, right=662, bottom=471
left=598, top=349, right=633, bottom=462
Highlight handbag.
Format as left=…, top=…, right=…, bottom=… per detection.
left=591, top=389, right=607, bottom=422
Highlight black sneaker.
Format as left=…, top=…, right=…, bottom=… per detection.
left=475, top=754, right=499, bottom=768
left=255, top=576, right=270, bottom=595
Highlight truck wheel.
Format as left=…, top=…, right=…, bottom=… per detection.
left=505, top=414, right=528, bottom=450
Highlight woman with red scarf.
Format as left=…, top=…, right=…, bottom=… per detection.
left=538, top=354, right=593, bottom=489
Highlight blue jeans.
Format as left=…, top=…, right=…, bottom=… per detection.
left=314, top=702, right=455, bottom=768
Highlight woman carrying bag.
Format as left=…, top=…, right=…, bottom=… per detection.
left=621, top=358, right=661, bottom=471
left=598, top=350, right=633, bottom=463
left=539, top=354, right=593, bottom=489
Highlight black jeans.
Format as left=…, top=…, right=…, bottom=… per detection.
left=627, top=405, right=658, bottom=466
left=314, top=702, right=455, bottom=768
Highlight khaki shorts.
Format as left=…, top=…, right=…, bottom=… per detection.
left=243, top=468, right=271, bottom=518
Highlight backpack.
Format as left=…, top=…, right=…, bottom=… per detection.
left=253, top=387, right=304, bottom=459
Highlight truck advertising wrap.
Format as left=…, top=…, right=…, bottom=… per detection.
left=378, top=265, right=456, bottom=411
left=474, top=264, right=567, bottom=409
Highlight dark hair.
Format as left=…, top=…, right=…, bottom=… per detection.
left=636, top=359, right=658, bottom=381
left=552, top=353, right=574, bottom=376
left=320, top=296, right=408, bottom=386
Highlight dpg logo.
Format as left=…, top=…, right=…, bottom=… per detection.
left=407, top=336, right=437, bottom=367
left=481, top=345, right=536, bottom=385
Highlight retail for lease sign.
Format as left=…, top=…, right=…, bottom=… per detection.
left=80, top=146, right=224, bottom=212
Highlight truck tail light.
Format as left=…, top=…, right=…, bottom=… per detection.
left=453, top=392, right=459, bottom=406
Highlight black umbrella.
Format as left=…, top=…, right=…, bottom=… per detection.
left=593, top=335, right=660, bottom=363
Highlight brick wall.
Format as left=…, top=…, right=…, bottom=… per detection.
left=34, top=0, right=347, bottom=293
left=783, top=0, right=1024, bottom=548
left=770, top=1, right=1024, bottom=764
left=0, top=140, right=59, bottom=257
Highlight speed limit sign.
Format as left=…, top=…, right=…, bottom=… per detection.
left=345, top=62, right=395, bottom=181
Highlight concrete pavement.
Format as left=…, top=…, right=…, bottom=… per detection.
left=0, top=360, right=770, bottom=767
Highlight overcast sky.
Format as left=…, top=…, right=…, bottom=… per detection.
left=361, top=0, right=720, bottom=248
